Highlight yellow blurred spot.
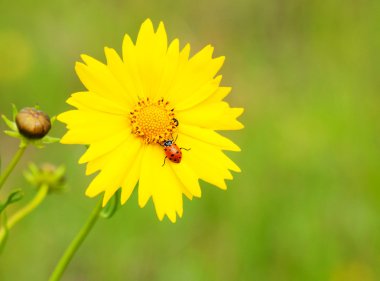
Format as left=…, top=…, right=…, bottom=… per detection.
left=330, top=261, right=375, bottom=281
left=0, top=30, right=32, bottom=82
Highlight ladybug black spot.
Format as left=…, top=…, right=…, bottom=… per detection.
left=171, top=154, right=174, bottom=157
left=176, top=151, right=179, bottom=154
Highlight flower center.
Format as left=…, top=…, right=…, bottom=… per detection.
left=130, top=98, right=177, bottom=144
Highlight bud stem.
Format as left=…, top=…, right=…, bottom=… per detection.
left=0, top=144, right=27, bottom=191
left=0, top=183, right=49, bottom=248
left=48, top=198, right=103, bottom=281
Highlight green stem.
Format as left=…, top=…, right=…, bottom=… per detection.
left=0, top=183, right=49, bottom=246
left=48, top=199, right=103, bottom=281
left=0, top=144, right=27, bottom=191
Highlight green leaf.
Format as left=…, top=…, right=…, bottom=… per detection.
left=4, top=130, right=20, bottom=138
left=50, top=116, right=57, bottom=125
left=99, top=189, right=121, bottom=219
left=0, top=189, right=24, bottom=214
left=34, top=143, right=45, bottom=149
left=42, top=136, right=60, bottom=144
left=11, top=104, right=18, bottom=120
left=1, top=115, right=17, bottom=131
left=7, top=189, right=24, bottom=204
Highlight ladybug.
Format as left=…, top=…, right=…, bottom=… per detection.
left=162, top=139, right=190, bottom=166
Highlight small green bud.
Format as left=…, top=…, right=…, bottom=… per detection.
left=24, top=163, right=66, bottom=192
left=16, top=107, right=51, bottom=139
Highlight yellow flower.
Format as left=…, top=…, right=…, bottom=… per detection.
left=58, top=19, right=243, bottom=222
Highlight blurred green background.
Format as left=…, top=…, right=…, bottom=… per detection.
left=1, top=0, right=379, bottom=280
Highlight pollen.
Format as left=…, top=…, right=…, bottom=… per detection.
left=130, top=97, right=177, bottom=144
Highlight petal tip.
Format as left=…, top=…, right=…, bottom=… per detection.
left=142, top=18, right=153, bottom=25
left=85, top=188, right=97, bottom=198
left=104, top=46, right=112, bottom=53
left=140, top=18, right=154, bottom=32
left=78, top=155, right=87, bottom=164
left=157, top=21, right=165, bottom=30
left=80, top=54, right=91, bottom=63
left=56, top=113, right=64, bottom=122
left=123, top=33, right=133, bottom=45
left=102, top=197, right=109, bottom=207
left=156, top=211, right=165, bottom=221
left=167, top=212, right=177, bottom=223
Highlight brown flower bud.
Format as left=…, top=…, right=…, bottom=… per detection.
left=15, top=107, right=51, bottom=139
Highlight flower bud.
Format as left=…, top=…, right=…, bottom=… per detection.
left=24, top=163, right=66, bottom=192
left=15, top=107, right=51, bottom=139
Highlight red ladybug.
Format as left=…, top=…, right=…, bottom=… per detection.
left=162, top=139, right=190, bottom=166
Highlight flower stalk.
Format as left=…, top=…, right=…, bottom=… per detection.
left=0, top=183, right=49, bottom=247
left=0, top=144, right=27, bottom=191
left=48, top=199, right=103, bottom=281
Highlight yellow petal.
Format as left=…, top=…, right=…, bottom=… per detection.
left=154, top=39, right=180, bottom=99
left=75, top=59, right=132, bottom=109
left=175, top=76, right=222, bottom=111
left=136, top=19, right=155, bottom=46
left=122, top=33, right=135, bottom=62
left=171, top=161, right=201, bottom=198
left=58, top=109, right=127, bottom=128
left=204, top=86, right=232, bottom=103
left=120, top=148, right=144, bottom=204
left=122, top=34, right=146, bottom=100
left=66, top=91, right=128, bottom=115
left=85, top=136, right=141, bottom=199
left=85, top=152, right=110, bottom=175
left=138, top=145, right=154, bottom=208
left=161, top=42, right=188, bottom=99
left=102, top=187, right=121, bottom=207
left=79, top=130, right=131, bottom=164
left=135, top=19, right=168, bottom=98
left=177, top=101, right=244, bottom=130
left=138, top=144, right=184, bottom=222
left=104, top=141, right=143, bottom=206
left=83, top=134, right=141, bottom=176
left=179, top=124, right=241, bottom=151
left=104, top=47, right=140, bottom=105
left=58, top=110, right=129, bottom=144
left=166, top=45, right=225, bottom=108
left=178, top=134, right=240, bottom=190
left=85, top=161, right=123, bottom=198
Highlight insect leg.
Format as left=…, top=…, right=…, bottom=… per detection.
left=162, top=156, right=167, bottom=167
